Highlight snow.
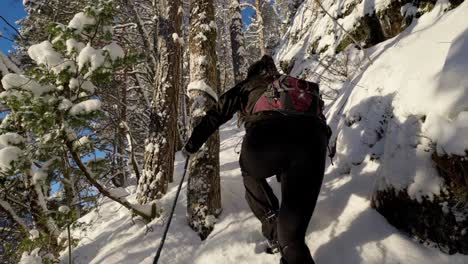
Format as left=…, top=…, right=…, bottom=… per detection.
left=103, top=41, right=125, bottom=61
left=58, top=205, right=71, bottom=214
left=58, top=99, right=73, bottom=111
left=0, top=52, right=21, bottom=76
left=1, top=73, right=55, bottom=97
left=0, top=132, right=25, bottom=146
left=68, top=12, right=96, bottom=33
left=187, top=80, right=219, bottom=102
left=108, top=187, right=130, bottom=199
left=28, top=41, right=76, bottom=74
left=70, top=78, right=96, bottom=94
left=33, top=158, right=57, bottom=185
left=60, top=117, right=468, bottom=264
left=195, top=32, right=208, bottom=42
left=66, top=38, right=86, bottom=56
left=55, top=1, right=468, bottom=264
left=69, top=78, right=80, bottom=90
left=278, top=0, right=468, bottom=200
left=29, top=229, right=40, bottom=239
left=424, top=112, right=468, bottom=155
left=401, top=3, right=418, bottom=17
left=77, top=43, right=105, bottom=77
left=0, top=146, right=22, bottom=172
left=32, top=169, right=47, bottom=185
left=172, top=33, right=185, bottom=45
left=69, top=99, right=102, bottom=116
left=81, top=80, right=96, bottom=93
left=22, top=0, right=36, bottom=6
left=19, top=248, right=42, bottom=264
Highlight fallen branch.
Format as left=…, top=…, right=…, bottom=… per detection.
left=65, top=140, right=156, bottom=221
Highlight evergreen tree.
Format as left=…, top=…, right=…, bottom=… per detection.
left=0, top=1, right=156, bottom=261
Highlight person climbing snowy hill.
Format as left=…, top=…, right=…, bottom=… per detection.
left=184, top=55, right=331, bottom=264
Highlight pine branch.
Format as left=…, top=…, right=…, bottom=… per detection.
left=0, top=199, right=29, bottom=232
left=0, top=35, right=14, bottom=42
left=0, top=16, right=23, bottom=40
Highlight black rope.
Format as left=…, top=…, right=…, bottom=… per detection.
left=152, top=157, right=190, bottom=264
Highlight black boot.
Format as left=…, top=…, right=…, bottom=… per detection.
left=266, top=239, right=280, bottom=254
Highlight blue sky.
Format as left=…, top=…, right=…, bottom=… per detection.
left=0, top=1, right=255, bottom=54
left=0, top=0, right=26, bottom=54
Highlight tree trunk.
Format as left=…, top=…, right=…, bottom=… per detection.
left=187, top=0, right=222, bottom=240
left=230, top=0, right=248, bottom=83
left=113, top=79, right=128, bottom=187
left=255, top=0, right=267, bottom=56
left=137, top=0, right=182, bottom=204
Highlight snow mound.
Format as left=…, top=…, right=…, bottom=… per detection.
left=1, top=73, right=55, bottom=96
left=103, top=41, right=125, bottom=61
left=69, top=99, right=102, bottom=116
left=28, top=41, right=76, bottom=74
left=77, top=43, right=105, bottom=75
left=0, top=146, right=22, bottom=172
left=68, top=12, right=96, bottom=33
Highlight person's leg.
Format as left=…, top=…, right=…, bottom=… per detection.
left=242, top=169, right=280, bottom=242
left=277, top=138, right=327, bottom=264
left=239, top=125, right=284, bottom=244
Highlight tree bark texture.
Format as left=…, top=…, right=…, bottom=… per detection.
left=229, top=0, right=248, bottom=84
left=187, top=0, right=222, bottom=240
left=137, top=0, right=182, bottom=204
left=255, top=0, right=267, bottom=56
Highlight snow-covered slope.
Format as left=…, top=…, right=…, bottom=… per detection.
left=62, top=1, right=468, bottom=263
left=63, top=120, right=468, bottom=264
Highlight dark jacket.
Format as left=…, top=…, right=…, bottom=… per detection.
left=185, top=74, right=329, bottom=153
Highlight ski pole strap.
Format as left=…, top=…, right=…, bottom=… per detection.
left=153, top=157, right=190, bottom=264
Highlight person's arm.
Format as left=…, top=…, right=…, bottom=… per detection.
left=184, top=83, right=244, bottom=153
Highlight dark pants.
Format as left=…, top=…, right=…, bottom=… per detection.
left=240, top=117, right=327, bottom=264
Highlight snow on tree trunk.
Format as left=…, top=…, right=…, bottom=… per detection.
left=229, top=0, right=248, bottom=84
left=187, top=0, right=222, bottom=240
left=255, top=0, right=267, bottom=56
left=137, top=0, right=182, bottom=204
